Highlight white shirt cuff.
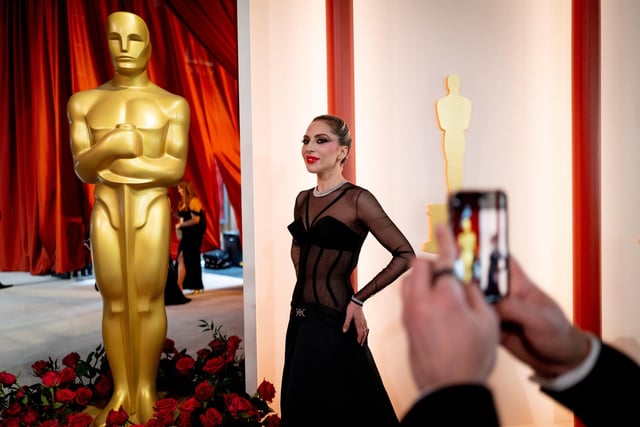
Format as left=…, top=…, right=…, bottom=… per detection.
left=529, top=334, right=601, bottom=391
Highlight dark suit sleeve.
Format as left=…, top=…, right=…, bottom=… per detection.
left=400, top=384, right=500, bottom=427
left=542, top=343, right=640, bottom=426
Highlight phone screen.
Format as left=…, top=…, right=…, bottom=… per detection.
left=448, top=190, right=509, bottom=303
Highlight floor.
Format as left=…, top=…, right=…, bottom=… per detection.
left=0, top=269, right=578, bottom=427
left=0, top=267, right=244, bottom=385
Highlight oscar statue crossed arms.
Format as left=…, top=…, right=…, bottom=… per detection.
left=67, top=11, right=190, bottom=426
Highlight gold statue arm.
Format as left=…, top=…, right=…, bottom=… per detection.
left=107, top=109, right=189, bottom=187
left=109, top=127, right=188, bottom=187
left=73, top=127, right=144, bottom=184
left=68, top=95, right=143, bottom=184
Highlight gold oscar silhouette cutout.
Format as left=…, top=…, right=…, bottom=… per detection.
left=423, top=74, right=472, bottom=253
left=67, top=11, right=190, bottom=426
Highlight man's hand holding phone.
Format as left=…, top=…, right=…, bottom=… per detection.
left=401, top=224, right=499, bottom=393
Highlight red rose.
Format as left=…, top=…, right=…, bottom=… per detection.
left=199, top=407, right=223, bottom=427
left=67, top=412, right=94, bottom=427
left=154, top=410, right=174, bottom=426
left=4, top=402, right=21, bottom=416
left=31, top=360, right=49, bottom=375
left=59, top=366, right=77, bottom=384
left=153, top=397, right=179, bottom=413
left=226, top=335, right=241, bottom=356
left=163, top=338, right=176, bottom=354
left=224, top=393, right=257, bottom=417
left=145, top=420, right=163, bottom=427
left=203, top=356, right=225, bottom=374
left=41, top=370, right=60, bottom=387
left=40, top=420, right=60, bottom=427
left=16, top=386, right=26, bottom=398
left=55, top=388, right=76, bottom=403
left=175, top=355, right=195, bottom=374
left=225, top=336, right=240, bottom=363
left=21, top=410, right=38, bottom=424
left=75, top=386, right=93, bottom=405
left=0, top=371, right=16, bottom=386
left=257, top=379, right=276, bottom=403
left=1, top=417, right=21, bottom=427
left=152, top=398, right=177, bottom=425
left=105, top=406, right=129, bottom=426
left=208, top=339, right=225, bottom=354
left=179, top=396, right=201, bottom=413
left=263, top=414, right=281, bottom=427
left=94, top=374, right=112, bottom=397
left=196, top=348, right=211, bottom=360
left=62, top=352, right=81, bottom=368
left=195, top=380, right=215, bottom=401
left=176, top=413, right=192, bottom=427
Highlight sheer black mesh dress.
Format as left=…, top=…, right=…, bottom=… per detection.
left=281, top=182, right=415, bottom=427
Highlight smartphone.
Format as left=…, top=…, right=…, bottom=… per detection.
left=447, top=190, right=509, bottom=303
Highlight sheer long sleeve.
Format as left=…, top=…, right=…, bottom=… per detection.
left=352, top=190, right=415, bottom=302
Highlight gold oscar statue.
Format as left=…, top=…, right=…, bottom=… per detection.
left=67, top=11, right=190, bottom=426
left=457, top=216, right=477, bottom=282
left=423, top=74, right=472, bottom=253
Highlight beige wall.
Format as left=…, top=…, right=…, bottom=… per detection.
left=239, top=1, right=640, bottom=426
left=601, top=0, right=640, bottom=363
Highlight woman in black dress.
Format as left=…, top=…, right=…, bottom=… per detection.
left=175, top=180, right=206, bottom=294
left=281, top=115, right=415, bottom=426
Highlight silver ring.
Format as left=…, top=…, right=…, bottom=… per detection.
left=431, top=267, right=456, bottom=284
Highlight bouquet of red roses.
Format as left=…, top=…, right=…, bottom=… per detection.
left=0, top=320, right=280, bottom=427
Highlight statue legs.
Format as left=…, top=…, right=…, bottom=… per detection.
left=90, top=192, right=169, bottom=426
left=444, top=136, right=465, bottom=192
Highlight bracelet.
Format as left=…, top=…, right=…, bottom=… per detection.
left=350, top=295, right=364, bottom=306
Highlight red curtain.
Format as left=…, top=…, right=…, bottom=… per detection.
left=0, top=0, right=240, bottom=274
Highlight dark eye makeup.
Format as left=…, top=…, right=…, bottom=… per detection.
left=301, top=136, right=331, bottom=144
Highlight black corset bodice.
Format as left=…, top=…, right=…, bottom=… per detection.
left=288, top=183, right=415, bottom=312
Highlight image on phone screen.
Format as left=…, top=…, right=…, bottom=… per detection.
left=448, top=190, right=509, bottom=303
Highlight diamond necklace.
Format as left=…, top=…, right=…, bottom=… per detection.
left=313, top=180, right=349, bottom=197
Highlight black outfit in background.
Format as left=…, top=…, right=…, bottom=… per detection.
left=400, top=343, right=640, bottom=427
left=164, top=258, right=190, bottom=305
left=282, top=183, right=415, bottom=427
left=177, top=203, right=206, bottom=291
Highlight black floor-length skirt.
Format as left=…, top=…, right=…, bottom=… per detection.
left=178, top=227, right=204, bottom=291
left=280, top=304, right=400, bottom=427
left=164, top=259, right=191, bottom=305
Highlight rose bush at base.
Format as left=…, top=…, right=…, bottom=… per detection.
left=0, top=320, right=280, bottom=427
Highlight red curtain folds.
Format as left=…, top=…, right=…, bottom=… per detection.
left=0, top=0, right=86, bottom=273
left=0, top=0, right=240, bottom=274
